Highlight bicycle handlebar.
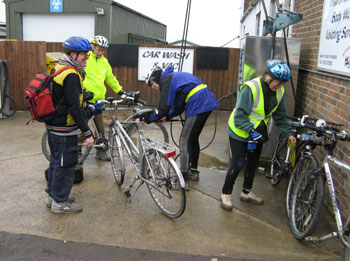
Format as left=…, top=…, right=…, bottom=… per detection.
left=96, top=92, right=146, bottom=107
left=300, top=116, right=350, bottom=141
left=288, top=115, right=344, bottom=128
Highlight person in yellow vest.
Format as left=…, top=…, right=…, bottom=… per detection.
left=45, top=36, right=94, bottom=214
left=220, top=59, right=296, bottom=210
left=83, top=35, right=125, bottom=161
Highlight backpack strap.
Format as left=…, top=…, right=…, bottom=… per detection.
left=51, top=65, right=78, bottom=110
left=51, top=65, right=78, bottom=77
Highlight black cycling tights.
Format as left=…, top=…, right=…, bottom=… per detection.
left=179, top=111, right=212, bottom=178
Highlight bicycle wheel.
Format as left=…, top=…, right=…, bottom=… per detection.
left=343, top=217, right=350, bottom=249
left=109, top=127, right=125, bottom=185
left=143, top=151, right=186, bottom=218
left=270, top=136, right=288, bottom=186
left=41, top=130, right=91, bottom=164
left=289, top=168, right=324, bottom=240
left=41, top=130, right=51, bottom=161
left=286, top=154, right=318, bottom=218
left=0, top=94, right=17, bottom=118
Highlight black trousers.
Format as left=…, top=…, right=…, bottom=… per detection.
left=179, top=111, right=212, bottom=180
left=222, top=136, right=263, bottom=194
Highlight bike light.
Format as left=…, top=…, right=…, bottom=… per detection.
left=165, top=151, right=176, bottom=159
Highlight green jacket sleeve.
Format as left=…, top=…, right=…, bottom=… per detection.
left=272, top=97, right=292, bottom=138
left=105, top=61, right=123, bottom=94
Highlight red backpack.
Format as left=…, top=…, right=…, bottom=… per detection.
left=25, top=66, right=77, bottom=123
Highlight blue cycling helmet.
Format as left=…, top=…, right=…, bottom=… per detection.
left=266, top=59, right=291, bottom=81
left=62, top=36, right=92, bottom=54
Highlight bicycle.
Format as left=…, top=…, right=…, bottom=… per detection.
left=268, top=115, right=317, bottom=186
left=101, top=93, right=186, bottom=218
left=285, top=130, right=320, bottom=218
left=41, top=92, right=169, bottom=164
left=289, top=119, right=350, bottom=251
left=41, top=112, right=108, bottom=164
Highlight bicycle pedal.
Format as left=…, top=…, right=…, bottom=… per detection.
left=123, top=190, right=131, bottom=199
left=265, top=173, right=273, bottom=179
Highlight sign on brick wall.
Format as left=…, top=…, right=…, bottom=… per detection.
left=318, top=0, right=350, bottom=76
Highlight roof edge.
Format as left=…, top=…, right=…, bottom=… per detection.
left=112, top=1, right=166, bottom=28
left=240, top=0, right=260, bottom=23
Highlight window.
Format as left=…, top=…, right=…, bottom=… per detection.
left=256, top=12, right=261, bottom=36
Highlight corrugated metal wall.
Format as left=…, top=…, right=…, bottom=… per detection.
left=111, top=4, right=166, bottom=44
left=4, top=0, right=166, bottom=44
left=0, top=41, right=239, bottom=111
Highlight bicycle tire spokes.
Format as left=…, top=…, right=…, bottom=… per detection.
left=270, top=135, right=289, bottom=186
left=342, top=218, right=350, bottom=248
left=290, top=169, right=323, bottom=239
left=144, top=152, right=185, bottom=218
left=144, top=149, right=172, bottom=198
left=286, top=155, right=318, bottom=218
left=41, top=130, right=91, bottom=163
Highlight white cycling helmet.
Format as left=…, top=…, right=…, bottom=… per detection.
left=145, top=66, right=162, bottom=86
left=91, top=35, right=109, bottom=48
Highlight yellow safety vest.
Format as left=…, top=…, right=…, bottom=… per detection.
left=53, top=64, right=84, bottom=126
left=243, top=64, right=256, bottom=82
left=185, top=84, right=207, bottom=103
left=228, top=77, right=285, bottom=138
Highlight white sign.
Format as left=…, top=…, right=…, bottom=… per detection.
left=317, top=0, right=350, bottom=76
left=138, top=47, right=194, bottom=81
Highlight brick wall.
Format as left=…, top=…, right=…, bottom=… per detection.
left=294, top=0, right=350, bottom=217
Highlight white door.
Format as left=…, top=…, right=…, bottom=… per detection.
left=23, top=13, right=95, bottom=42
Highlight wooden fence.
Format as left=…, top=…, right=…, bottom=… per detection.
left=0, top=40, right=240, bottom=111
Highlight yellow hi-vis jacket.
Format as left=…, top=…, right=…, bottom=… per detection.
left=83, top=51, right=123, bottom=103
left=228, top=77, right=285, bottom=139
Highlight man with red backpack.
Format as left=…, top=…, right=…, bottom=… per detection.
left=45, top=36, right=94, bottom=214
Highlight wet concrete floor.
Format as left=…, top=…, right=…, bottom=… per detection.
left=0, top=110, right=347, bottom=260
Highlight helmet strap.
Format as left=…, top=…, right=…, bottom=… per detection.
left=264, top=74, right=273, bottom=84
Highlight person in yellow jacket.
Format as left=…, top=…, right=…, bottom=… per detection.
left=220, top=59, right=296, bottom=211
left=83, top=35, right=125, bottom=160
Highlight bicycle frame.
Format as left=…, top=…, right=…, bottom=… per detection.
left=270, top=134, right=291, bottom=177
left=111, top=119, right=140, bottom=169
left=107, top=102, right=185, bottom=202
left=306, top=155, right=350, bottom=248
left=122, top=119, right=185, bottom=199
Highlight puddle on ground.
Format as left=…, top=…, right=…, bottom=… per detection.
left=198, top=152, right=230, bottom=171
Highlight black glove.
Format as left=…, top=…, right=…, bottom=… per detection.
left=118, top=90, right=126, bottom=96
left=83, top=89, right=94, bottom=101
left=83, top=107, right=94, bottom=119
left=143, top=113, right=151, bottom=124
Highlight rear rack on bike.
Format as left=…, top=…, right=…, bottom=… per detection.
left=143, top=137, right=177, bottom=159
